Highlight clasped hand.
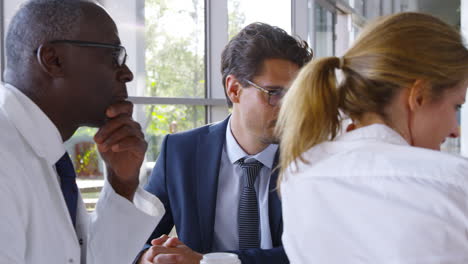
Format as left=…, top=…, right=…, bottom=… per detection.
left=139, top=235, right=203, bottom=264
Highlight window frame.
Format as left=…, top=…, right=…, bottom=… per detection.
left=1, top=1, right=4, bottom=82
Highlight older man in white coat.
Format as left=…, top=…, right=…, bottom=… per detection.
left=0, top=0, right=164, bottom=263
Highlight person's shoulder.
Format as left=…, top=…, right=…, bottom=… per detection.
left=0, top=110, right=26, bottom=157
left=166, top=118, right=228, bottom=141
left=159, top=119, right=228, bottom=156
left=286, top=141, right=468, bottom=186
left=349, top=144, right=468, bottom=182
left=384, top=145, right=468, bottom=180
left=0, top=113, right=30, bottom=182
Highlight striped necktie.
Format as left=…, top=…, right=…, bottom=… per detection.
left=236, top=158, right=263, bottom=250
left=55, top=152, right=79, bottom=227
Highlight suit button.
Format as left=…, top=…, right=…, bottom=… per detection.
left=68, top=258, right=74, bottom=263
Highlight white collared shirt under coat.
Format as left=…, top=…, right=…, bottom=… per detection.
left=281, top=124, right=468, bottom=264
left=0, top=83, right=165, bottom=264
left=212, top=118, right=276, bottom=251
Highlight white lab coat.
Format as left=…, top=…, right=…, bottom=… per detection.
left=0, top=83, right=165, bottom=264
left=281, top=124, right=468, bottom=264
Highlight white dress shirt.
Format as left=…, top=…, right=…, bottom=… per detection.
left=281, top=124, right=468, bottom=264
left=0, top=83, right=165, bottom=264
left=212, top=118, right=277, bottom=251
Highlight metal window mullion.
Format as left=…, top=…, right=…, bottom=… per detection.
left=206, top=0, right=229, bottom=123
left=1, top=0, right=4, bottom=82
left=128, top=96, right=226, bottom=106
left=309, top=0, right=316, bottom=52
left=460, top=0, right=468, bottom=157
left=292, top=0, right=309, bottom=43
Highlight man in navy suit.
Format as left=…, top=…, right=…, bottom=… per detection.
left=137, top=23, right=313, bottom=264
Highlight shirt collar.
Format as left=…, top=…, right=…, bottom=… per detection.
left=337, top=123, right=409, bottom=146
left=225, top=117, right=278, bottom=169
left=0, top=83, right=65, bottom=165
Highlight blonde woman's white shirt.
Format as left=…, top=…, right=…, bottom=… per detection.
left=0, top=83, right=165, bottom=264
left=281, top=124, right=468, bottom=264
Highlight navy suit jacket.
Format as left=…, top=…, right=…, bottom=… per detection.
left=144, top=117, right=288, bottom=264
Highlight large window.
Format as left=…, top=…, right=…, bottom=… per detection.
left=71, top=0, right=209, bottom=208
left=441, top=109, right=461, bottom=154
left=144, top=0, right=205, bottom=98
left=69, top=0, right=328, bottom=202
left=1, top=0, right=466, bottom=211
left=350, top=0, right=365, bottom=16
left=313, top=2, right=335, bottom=57
left=139, top=0, right=207, bottom=160
left=228, top=0, right=291, bottom=38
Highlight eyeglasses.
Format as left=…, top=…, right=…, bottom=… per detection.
left=245, top=80, right=286, bottom=106
left=39, top=40, right=127, bottom=67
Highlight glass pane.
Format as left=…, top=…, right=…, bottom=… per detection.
left=138, top=104, right=206, bottom=182
left=349, top=0, right=365, bottom=16
left=64, top=127, right=102, bottom=211
left=441, top=109, right=461, bottom=155
left=314, top=4, right=334, bottom=58
left=65, top=104, right=206, bottom=211
left=144, top=0, right=205, bottom=98
left=350, top=24, right=361, bottom=44
left=228, top=0, right=291, bottom=39
left=65, top=127, right=102, bottom=180
left=105, top=0, right=206, bottom=98
left=441, top=138, right=461, bottom=154
left=139, top=104, right=206, bottom=161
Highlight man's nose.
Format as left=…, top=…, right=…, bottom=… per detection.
left=118, top=64, right=134, bottom=83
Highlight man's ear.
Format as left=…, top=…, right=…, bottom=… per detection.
left=36, top=44, right=65, bottom=77
left=407, top=79, right=430, bottom=111
left=226, top=74, right=242, bottom=104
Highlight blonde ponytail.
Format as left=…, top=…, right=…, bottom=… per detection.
left=276, top=57, right=342, bottom=182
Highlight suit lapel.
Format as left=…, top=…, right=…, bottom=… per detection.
left=196, top=118, right=229, bottom=252
left=268, top=151, right=283, bottom=246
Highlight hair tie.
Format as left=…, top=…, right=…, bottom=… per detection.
left=338, top=56, right=344, bottom=69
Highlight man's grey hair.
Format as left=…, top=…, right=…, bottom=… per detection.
left=5, top=0, right=89, bottom=69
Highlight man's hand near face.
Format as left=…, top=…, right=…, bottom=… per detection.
left=94, top=101, right=147, bottom=201
left=138, top=235, right=203, bottom=264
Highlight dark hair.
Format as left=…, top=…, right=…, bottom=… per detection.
left=221, top=22, right=313, bottom=107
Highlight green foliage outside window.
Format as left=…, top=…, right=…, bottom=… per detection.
left=67, top=0, right=247, bottom=170
left=229, top=0, right=246, bottom=39
left=144, top=0, right=206, bottom=159
left=66, top=127, right=101, bottom=179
